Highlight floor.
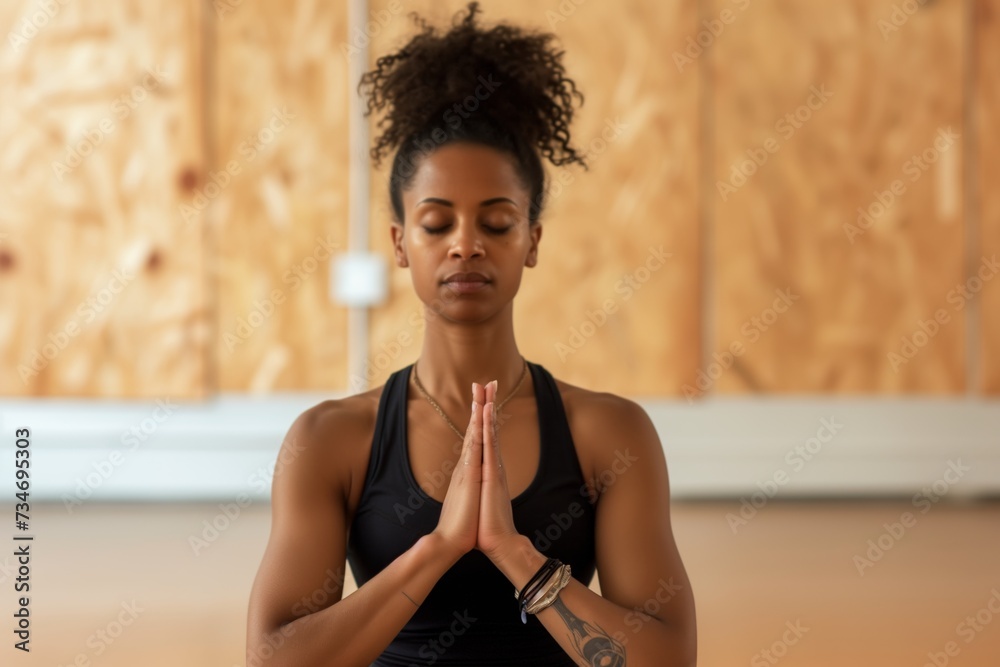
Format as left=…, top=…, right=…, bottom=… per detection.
left=3, top=499, right=998, bottom=666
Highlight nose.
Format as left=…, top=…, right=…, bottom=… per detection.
left=448, top=218, right=484, bottom=260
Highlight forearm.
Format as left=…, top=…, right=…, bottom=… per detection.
left=254, top=533, right=461, bottom=667
left=493, top=536, right=696, bottom=667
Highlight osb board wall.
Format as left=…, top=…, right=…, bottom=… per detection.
left=709, top=0, right=965, bottom=394
left=3, top=0, right=992, bottom=399
left=979, top=0, right=1000, bottom=394
left=0, top=0, right=207, bottom=397
left=211, top=0, right=350, bottom=392
left=363, top=0, right=702, bottom=396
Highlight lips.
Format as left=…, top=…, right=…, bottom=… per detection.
left=443, top=272, right=489, bottom=284
left=442, top=271, right=491, bottom=295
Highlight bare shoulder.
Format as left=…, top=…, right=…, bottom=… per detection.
left=551, top=376, right=659, bottom=483
left=553, top=375, right=654, bottom=435
left=280, top=387, right=383, bottom=504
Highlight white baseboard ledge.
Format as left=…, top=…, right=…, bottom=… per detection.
left=1, top=395, right=997, bottom=503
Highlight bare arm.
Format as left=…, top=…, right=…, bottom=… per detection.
left=246, top=402, right=463, bottom=667
left=492, top=396, right=697, bottom=667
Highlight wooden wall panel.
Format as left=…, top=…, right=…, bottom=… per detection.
left=0, top=0, right=206, bottom=397
left=3, top=0, right=988, bottom=399
left=710, top=0, right=965, bottom=394
left=979, top=0, right=1000, bottom=393
left=364, top=0, right=701, bottom=396
left=212, top=0, right=350, bottom=392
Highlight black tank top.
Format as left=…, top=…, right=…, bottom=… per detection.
left=346, top=360, right=597, bottom=666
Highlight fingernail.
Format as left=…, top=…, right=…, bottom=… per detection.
left=472, top=400, right=477, bottom=414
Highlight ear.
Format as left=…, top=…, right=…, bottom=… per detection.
left=525, top=223, right=542, bottom=268
left=390, top=222, right=408, bottom=268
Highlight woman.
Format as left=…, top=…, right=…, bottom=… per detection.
left=246, top=3, right=697, bottom=665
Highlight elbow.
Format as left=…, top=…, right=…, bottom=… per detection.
left=248, top=619, right=359, bottom=667
left=653, top=617, right=696, bottom=667
left=247, top=618, right=318, bottom=667
left=246, top=621, right=295, bottom=667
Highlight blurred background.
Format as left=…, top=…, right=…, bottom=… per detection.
left=1, top=0, right=998, bottom=665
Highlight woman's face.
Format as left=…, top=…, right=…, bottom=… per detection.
left=392, top=142, right=541, bottom=321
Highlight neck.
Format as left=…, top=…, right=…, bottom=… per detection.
left=413, top=301, right=527, bottom=409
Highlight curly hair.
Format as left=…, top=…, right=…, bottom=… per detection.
left=357, top=1, right=588, bottom=225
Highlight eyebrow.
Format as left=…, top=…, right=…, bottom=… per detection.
left=416, top=197, right=518, bottom=208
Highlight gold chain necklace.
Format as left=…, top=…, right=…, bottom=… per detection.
left=412, top=356, right=528, bottom=442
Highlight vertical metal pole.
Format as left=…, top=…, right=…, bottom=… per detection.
left=347, top=0, right=371, bottom=393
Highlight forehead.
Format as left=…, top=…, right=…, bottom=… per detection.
left=405, top=142, right=525, bottom=203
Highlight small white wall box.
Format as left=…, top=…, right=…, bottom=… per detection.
left=331, top=251, right=388, bottom=307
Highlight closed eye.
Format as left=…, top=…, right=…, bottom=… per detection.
left=421, top=225, right=511, bottom=235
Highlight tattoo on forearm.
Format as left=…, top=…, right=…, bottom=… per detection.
left=550, top=596, right=627, bottom=666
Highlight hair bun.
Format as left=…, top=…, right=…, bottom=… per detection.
left=359, top=1, right=586, bottom=170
